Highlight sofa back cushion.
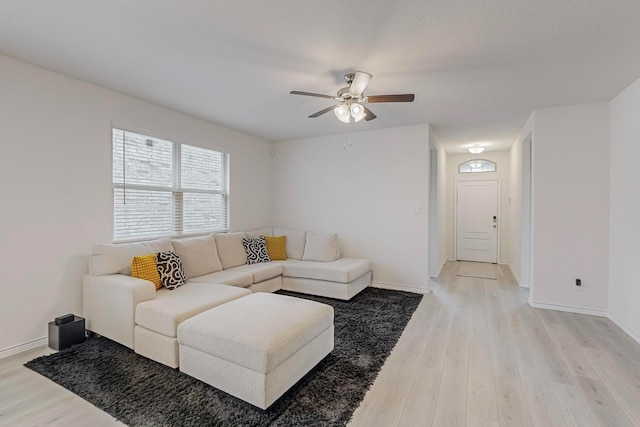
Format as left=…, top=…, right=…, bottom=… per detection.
left=302, top=232, right=340, bottom=262
left=214, top=232, right=248, bottom=269
left=245, top=228, right=273, bottom=238
left=172, top=234, right=223, bottom=278
left=91, top=238, right=174, bottom=276
left=273, top=228, right=306, bottom=260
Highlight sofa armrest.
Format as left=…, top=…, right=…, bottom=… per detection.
left=82, top=274, right=156, bottom=349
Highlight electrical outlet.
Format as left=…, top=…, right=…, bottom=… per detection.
left=575, top=278, right=582, bottom=291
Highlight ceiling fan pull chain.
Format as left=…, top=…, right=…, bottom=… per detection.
left=343, top=122, right=347, bottom=149
left=122, top=130, right=127, bottom=205
left=349, top=120, right=353, bottom=147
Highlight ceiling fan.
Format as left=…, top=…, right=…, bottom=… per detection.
left=290, top=71, right=414, bottom=123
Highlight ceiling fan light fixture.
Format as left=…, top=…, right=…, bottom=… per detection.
left=468, top=144, right=485, bottom=154
left=291, top=71, right=414, bottom=124
left=350, top=103, right=366, bottom=122
left=334, top=104, right=350, bottom=123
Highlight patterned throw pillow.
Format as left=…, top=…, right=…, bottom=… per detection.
left=241, top=237, right=271, bottom=264
left=156, top=251, right=187, bottom=290
left=263, top=235, right=287, bottom=260
left=131, top=253, right=162, bottom=289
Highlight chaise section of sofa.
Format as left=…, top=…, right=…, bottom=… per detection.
left=281, top=258, right=371, bottom=300
left=134, top=282, right=250, bottom=367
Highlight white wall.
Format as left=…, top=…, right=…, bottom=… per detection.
left=272, top=124, right=430, bottom=292
left=530, top=102, right=609, bottom=312
left=0, top=54, right=273, bottom=355
left=609, top=76, right=640, bottom=340
left=446, top=150, right=511, bottom=264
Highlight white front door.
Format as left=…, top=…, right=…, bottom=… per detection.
left=456, top=180, right=498, bottom=263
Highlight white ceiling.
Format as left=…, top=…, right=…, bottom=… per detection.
left=1, top=1, right=640, bottom=152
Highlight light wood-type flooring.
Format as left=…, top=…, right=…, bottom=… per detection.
left=349, top=261, right=640, bottom=427
left=2, top=261, right=640, bottom=426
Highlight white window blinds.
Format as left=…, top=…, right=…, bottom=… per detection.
left=112, top=128, right=229, bottom=241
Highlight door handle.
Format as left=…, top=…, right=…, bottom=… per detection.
left=493, top=216, right=497, bottom=228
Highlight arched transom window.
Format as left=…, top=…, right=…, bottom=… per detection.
left=459, top=159, right=496, bottom=173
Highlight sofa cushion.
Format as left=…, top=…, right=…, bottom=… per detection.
left=156, top=251, right=188, bottom=290
left=171, top=235, right=223, bottom=278
left=242, top=237, right=271, bottom=264
left=177, top=293, right=333, bottom=373
left=246, top=228, right=273, bottom=238
left=273, top=228, right=306, bottom=260
left=302, top=232, right=340, bottom=262
left=214, top=232, right=248, bottom=269
left=188, top=269, right=253, bottom=288
left=264, top=235, right=287, bottom=260
left=131, top=254, right=162, bottom=289
left=91, top=238, right=174, bottom=276
left=228, top=263, right=284, bottom=284
left=135, top=283, right=251, bottom=338
left=282, top=258, right=371, bottom=284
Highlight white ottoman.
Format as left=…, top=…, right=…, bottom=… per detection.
left=177, top=292, right=334, bottom=409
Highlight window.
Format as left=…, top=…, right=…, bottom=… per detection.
left=459, top=159, right=496, bottom=173
left=112, top=128, right=229, bottom=241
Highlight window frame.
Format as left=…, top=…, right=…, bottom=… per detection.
left=112, top=127, right=230, bottom=242
left=458, top=159, right=497, bottom=174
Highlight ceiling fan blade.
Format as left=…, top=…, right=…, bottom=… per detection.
left=290, top=91, right=335, bottom=99
left=366, top=94, right=415, bottom=103
left=308, top=104, right=340, bottom=118
left=362, top=105, right=377, bottom=121
left=349, top=71, right=373, bottom=96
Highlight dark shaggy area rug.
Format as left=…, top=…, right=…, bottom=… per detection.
left=25, top=288, right=422, bottom=426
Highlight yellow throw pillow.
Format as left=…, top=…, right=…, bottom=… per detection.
left=132, top=254, right=161, bottom=289
left=263, top=235, right=287, bottom=260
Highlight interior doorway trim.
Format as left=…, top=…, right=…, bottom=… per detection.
left=428, top=144, right=440, bottom=278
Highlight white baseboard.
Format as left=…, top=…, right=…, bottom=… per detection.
left=438, top=258, right=447, bottom=276
left=430, top=259, right=447, bottom=278
left=607, top=312, right=640, bottom=346
left=371, top=281, right=431, bottom=294
left=504, top=263, right=519, bottom=283
left=503, top=263, right=529, bottom=287
left=529, top=301, right=607, bottom=317
left=0, top=336, right=47, bottom=359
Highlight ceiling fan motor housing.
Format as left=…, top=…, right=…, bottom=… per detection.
left=337, top=87, right=357, bottom=101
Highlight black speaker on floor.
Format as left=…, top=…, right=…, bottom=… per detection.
left=48, top=315, right=85, bottom=350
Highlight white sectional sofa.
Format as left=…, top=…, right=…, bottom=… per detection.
left=83, top=228, right=371, bottom=368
